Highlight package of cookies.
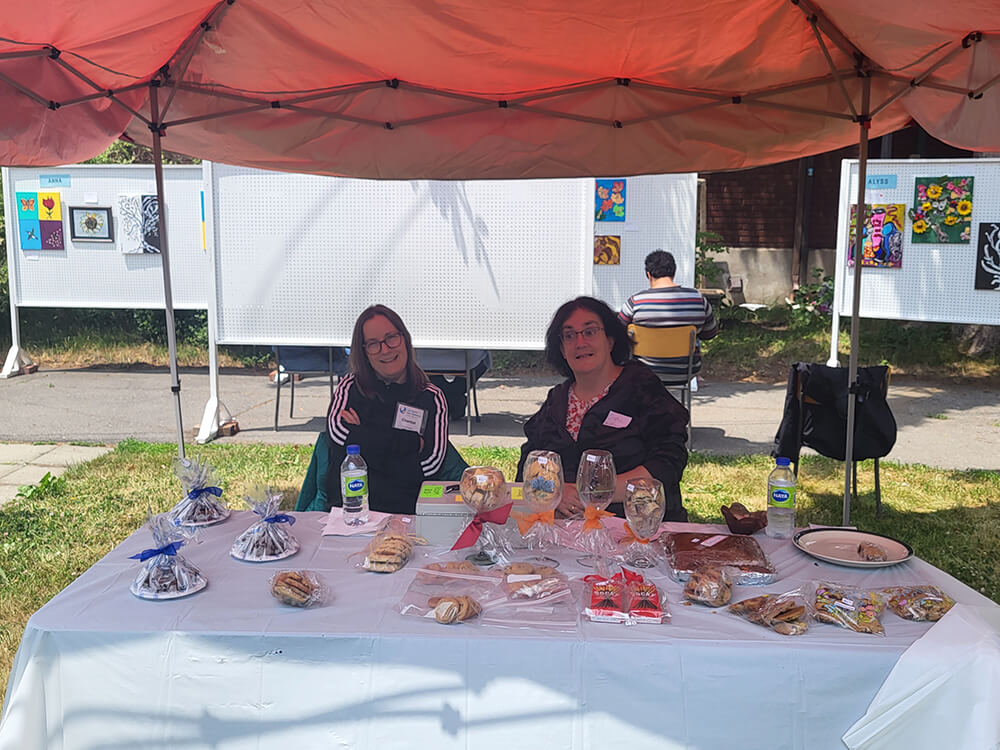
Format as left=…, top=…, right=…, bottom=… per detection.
left=500, top=561, right=570, bottom=602
left=231, top=488, right=299, bottom=562
left=663, top=532, right=777, bottom=585
left=884, top=585, right=955, bottom=622
left=628, top=580, right=668, bottom=624
left=813, top=582, right=886, bottom=635
left=584, top=577, right=629, bottom=623
left=682, top=565, right=735, bottom=607
left=362, top=517, right=424, bottom=573
left=398, top=567, right=498, bottom=624
left=728, top=588, right=810, bottom=635
left=129, top=512, right=206, bottom=600
left=270, top=570, right=325, bottom=608
left=170, top=456, right=229, bottom=527
left=415, top=560, right=496, bottom=583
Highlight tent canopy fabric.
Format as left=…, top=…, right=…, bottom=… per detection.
left=1, top=0, right=998, bottom=179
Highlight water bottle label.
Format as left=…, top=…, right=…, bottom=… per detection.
left=344, top=476, right=367, bottom=497
left=768, top=485, right=795, bottom=508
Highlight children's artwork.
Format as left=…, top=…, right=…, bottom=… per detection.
left=595, top=179, right=626, bottom=222
left=118, top=194, right=161, bottom=253
left=848, top=204, right=904, bottom=268
left=16, top=191, right=63, bottom=249
left=909, top=176, right=973, bottom=244
left=976, top=223, right=1000, bottom=291
left=594, top=235, right=621, bottom=265
left=69, top=206, right=114, bottom=242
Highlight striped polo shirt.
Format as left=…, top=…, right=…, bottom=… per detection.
left=619, top=285, right=718, bottom=381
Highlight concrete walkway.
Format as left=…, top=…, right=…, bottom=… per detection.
left=0, top=443, right=113, bottom=505
left=1, top=368, right=998, bottom=503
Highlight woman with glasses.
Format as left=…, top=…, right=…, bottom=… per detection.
left=516, top=296, right=690, bottom=521
left=324, top=305, right=449, bottom=514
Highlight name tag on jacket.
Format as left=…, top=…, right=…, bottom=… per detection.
left=603, top=410, right=632, bottom=429
left=394, top=402, right=427, bottom=433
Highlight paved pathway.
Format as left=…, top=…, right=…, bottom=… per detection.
left=0, top=443, right=113, bottom=506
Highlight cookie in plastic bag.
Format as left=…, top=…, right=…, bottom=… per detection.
left=813, top=582, right=886, bottom=635
left=270, top=570, right=325, bottom=607
left=170, top=456, right=229, bottom=527
left=885, top=585, right=954, bottom=622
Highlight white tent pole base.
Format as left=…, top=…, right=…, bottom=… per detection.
left=0, top=345, right=34, bottom=379
left=195, top=397, right=233, bottom=444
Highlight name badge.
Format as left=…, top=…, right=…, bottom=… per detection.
left=394, top=402, right=427, bottom=433
left=603, top=410, right=632, bottom=429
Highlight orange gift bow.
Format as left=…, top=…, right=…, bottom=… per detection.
left=621, top=522, right=651, bottom=545
left=513, top=509, right=556, bottom=536
left=582, top=506, right=614, bottom=532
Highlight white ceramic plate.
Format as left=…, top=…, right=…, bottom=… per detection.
left=793, top=528, right=913, bottom=568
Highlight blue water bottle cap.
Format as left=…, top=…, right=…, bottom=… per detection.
left=776, top=456, right=791, bottom=466
left=347, top=444, right=360, bottom=455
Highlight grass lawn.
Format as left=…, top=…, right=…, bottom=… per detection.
left=2, top=440, right=999, bottom=707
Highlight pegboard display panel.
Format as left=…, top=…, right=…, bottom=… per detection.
left=835, top=159, right=1000, bottom=326
left=591, top=174, right=697, bottom=310
left=4, top=165, right=208, bottom=309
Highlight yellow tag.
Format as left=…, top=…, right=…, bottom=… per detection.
left=510, top=486, right=523, bottom=501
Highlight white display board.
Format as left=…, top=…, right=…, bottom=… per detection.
left=2, top=165, right=208, bottom=309
left=834, top=158, right=1000, bottom=325
left=207, top=163, right=696, bottom=349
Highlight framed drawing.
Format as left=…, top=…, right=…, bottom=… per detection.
left=69, top=206, right=114, bottom=242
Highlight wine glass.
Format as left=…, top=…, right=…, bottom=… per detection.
left=575, top=449, right=616, bottom=568
left=458, top=466, right=510, bottom=566
left=622, top=478, right=666, bottom=568
left=519, top=450, right=564, bottom=566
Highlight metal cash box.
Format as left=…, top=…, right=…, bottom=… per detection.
left=414, top=481, right=526, bottom=547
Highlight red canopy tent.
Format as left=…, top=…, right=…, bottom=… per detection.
left=2, top=0, right=999, bottom=521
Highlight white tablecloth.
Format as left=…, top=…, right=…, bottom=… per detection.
left=1, top=513, right=995, bottom=750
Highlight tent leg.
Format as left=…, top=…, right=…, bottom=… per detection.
left=195, top=310, right=231, bottom=444
left=842, top=74, right=871, bottom=526
left=150, top=81, right=186, bottom=460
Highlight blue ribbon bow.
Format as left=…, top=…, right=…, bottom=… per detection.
left=263, top=513, right=296, bottom=525
left=128, top=540, right=184, bottom=561
left=187, top=486, right=223, bottom=501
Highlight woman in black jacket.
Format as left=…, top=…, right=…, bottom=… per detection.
left=516, top=297, right=690, bottom=522
left=325, top=305, right=449, bottom=514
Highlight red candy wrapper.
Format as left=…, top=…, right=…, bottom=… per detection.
left=628, top=581, right=665, bottom=624
left=585, top=579, right=628, bottom=623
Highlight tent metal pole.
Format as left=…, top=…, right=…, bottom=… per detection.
left=149, top=81, right=186, bottom=460
left=843, top=74, right=871, bottom=526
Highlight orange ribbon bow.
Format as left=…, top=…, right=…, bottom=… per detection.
left=512, top=509, right=555, bottom=536
left=582, top=506, right=614, bottom=532
left=621, top=522, right=651, bottom=545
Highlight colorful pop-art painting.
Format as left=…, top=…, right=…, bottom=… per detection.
left=848, top=204, right=905, bottom=268
left=594, top=235, right=621, bottom=265
left=595, top=179, right=626, bottom=222
left=976, top=222, right=1000, bottom=291
left=118, top=194, right=161, bottom=254
left=909, top=176, right=973, bottom=244
left=16, top=191, right=63, bottom=250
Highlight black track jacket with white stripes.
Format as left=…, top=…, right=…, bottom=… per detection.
left=325, top=374, right=448, bottom=514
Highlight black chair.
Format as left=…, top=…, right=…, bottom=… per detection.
left=273, top=346, right=348, bottom=430
left=773, top=363, right=896, bottom=514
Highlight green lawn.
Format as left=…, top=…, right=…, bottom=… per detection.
left=1, top=440, right=999, bottom=707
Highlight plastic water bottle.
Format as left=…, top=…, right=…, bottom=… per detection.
left=766, top=457, right=796, bottom=539
left=340, top=444, right=369, bottom=526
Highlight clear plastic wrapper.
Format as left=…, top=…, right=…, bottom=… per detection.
left=628, top=580, right=669, bottom=624
left=361, top=516, right=424, bottom=573
left=453, top=466, right=514, bottom=566
left=230, top=488, right=299, bottom=562
left=269, top=570, right=326, bottom=607
left=584, top=577, right=629, bottom=623
left=481, top=589, right=580, bottom=631
left=682, top=565, right=735, bottom=607
left=662, top=532, right=777, bottom=585
left=129, top=511, right=206, bottom=600
left=884, top=585, right=955, bottom=622
left=398, top=567, right=498, bottom=624
left=500, top=562, right=569, bottom=601
left=620, top=478, right=666, bottom=569
left=728, top=587, right=811, bottom=635
left=170, top=456, right=229, bottom=527
left=813, top=582, right=886, bottom=635
left=515, top=451, right=563, bottom=555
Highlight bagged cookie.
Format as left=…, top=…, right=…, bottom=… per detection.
left=129, top=511, right=206, bottom=600
left=884, top=585, right=955, bottom=622
left=813, top=582, right=886, bottom=635
left=398, top=566, right=497, bottom=624
left=362, top=517, right=424, bottom=573
left=682, top=565, right=735, bottom=607
left=270, top=570, right=326, bottom=608
left=170, top=456, right=229, bottom=527
left=728, top=587, right=810, bottom=635
left=501, top=562, right=569, bottom=601
left=231, top=487, right=299, bottom=562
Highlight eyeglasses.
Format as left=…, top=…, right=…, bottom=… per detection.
left=560, top=326, right=604, bottom=343
left=364, top=331, right=403, bottom=354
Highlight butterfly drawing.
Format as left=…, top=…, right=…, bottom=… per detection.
left=20, top=197, right=35, bottom=212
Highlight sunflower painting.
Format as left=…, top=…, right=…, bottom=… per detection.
left=909, top=176, right=973, bottom=243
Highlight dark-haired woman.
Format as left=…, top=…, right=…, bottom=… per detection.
left=324, top=305, right=449, bottom=514
left=516, top=296, right=689, bottom=522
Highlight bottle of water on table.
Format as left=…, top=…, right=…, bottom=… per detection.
left=341, top=444, right=369, bottom=526
left=765, top=456, right=796, bottom=539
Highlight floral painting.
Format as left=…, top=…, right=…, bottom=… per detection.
left=16, top=191, right=62, bottom=250
left=848, top=204, right=904, bottom=268
left=595, top=179, right=626, bottom=222
left=976, top=223, right=1000, bottom=291
left=909, top=176, right=973, bottom=244
left=594, top=235, right=621, bottom=265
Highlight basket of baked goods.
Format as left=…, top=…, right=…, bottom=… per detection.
left=170, top=456, right=229, bottom=527
left=231, top=487, right=299, bottom=562
left=662, top=531, right=777, bottom=585
left=129, top=511, right=206, bottom=600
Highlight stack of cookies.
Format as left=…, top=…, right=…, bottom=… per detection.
left=428, top=595, right=482, bottom=624
left=728, top=594, right=809, bottom=635
left=363, top=532, right=414, bottom=573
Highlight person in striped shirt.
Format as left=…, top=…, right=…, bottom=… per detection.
left=618, top=250, right=718, bottom=382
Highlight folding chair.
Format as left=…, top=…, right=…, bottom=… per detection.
left=626, top=323, right=696, bottom=448
left=273, top=346, right=345, bottom=431
left=773, top=363, right=896, bottom=515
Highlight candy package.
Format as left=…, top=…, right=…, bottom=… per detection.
left=884, top=585, right=955, bottom=622
left=398, top=567, right=498, bottom=624
left=170, top=456, right=229, bottom=527
left=129, top=511, right=206, bottom=600
left=584, top=576, right=628, bottom=623
left=230, top=488, right=299, bottom=562
left=361, top=516, right=425, bottom=573
left=270, top=570, right=326, bottom=608
left=663, top=532, right=777, bottom=585
left=628, top=580, right=669, bottom=624
left=728, top=587, right=811, bottom=635
left=813, top=582, right=886, bottom=635
left=682, top=565, right=736, bottom=607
